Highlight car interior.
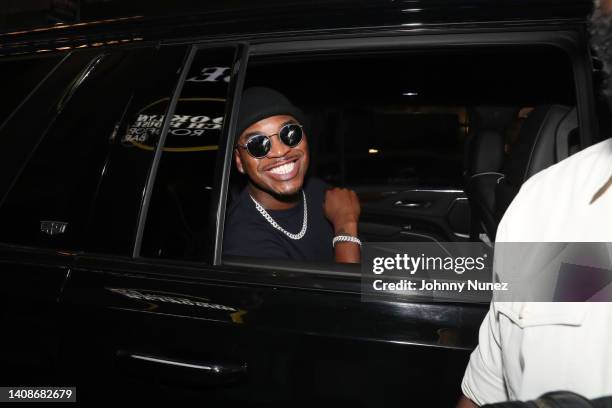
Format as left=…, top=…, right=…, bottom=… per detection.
left=224, top=45, right=578, bottom=254
left=466, top=105, right=580, bottom=242
left=131, top=43, right=581, bottom=269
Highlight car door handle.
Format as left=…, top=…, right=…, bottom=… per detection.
left=116, top=350, right=247, bottom=386
left=394, top=200, right=429, bottom=208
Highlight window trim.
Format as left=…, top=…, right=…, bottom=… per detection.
left=132, top=42, right=248, bottom=262
left=211, top=43, right=250, bottom=265
left=131, top=45, right=197, bottom=257
left=76, top=29, right=592, bottom=300
left=215, top=30, right=592, bottom=269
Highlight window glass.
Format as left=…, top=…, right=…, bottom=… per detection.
left=140, top=47, right=237, bottom=261
left=228, top=45, right=575, bottom=248
left=246, top=47, right=575, bottom=189
left=0, top=46, right=188, bottom=251
left=0, top=54, right=63, bottom=126
left=84, top=45, right=189, bottom=255
left=0, top=51, right=96, bottom=199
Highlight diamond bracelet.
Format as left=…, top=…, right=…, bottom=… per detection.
left=332, top=235, right=362, bottom=247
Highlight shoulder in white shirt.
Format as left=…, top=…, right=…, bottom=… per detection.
left=461, top=137, right=612, bottom=405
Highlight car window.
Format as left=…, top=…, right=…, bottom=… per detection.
left=245, top=46, right=575, bottom=190
left=128, top=44, right=576, bottom=269
left=0, top=54, right=63, bottom=127
left=225, top=45, right=575, bottom=256
left=139, top=46, right=238, bottom=262
left=0, top=45, right=189, bottom=252
left=0, top=51, right=97, bottom=204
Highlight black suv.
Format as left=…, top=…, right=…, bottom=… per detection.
left=0, top=0, right=601, bottom=405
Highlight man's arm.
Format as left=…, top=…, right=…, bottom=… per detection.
left=457, top=396, right=479, bottom=408
left=323, top=187, right=361, bottom=263
left=459, top=302, right=506, bottom=406
left=457, top=193, right=520, bottom=407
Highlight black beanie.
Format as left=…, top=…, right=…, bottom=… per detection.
left=236, top=87, right=306, bottom=137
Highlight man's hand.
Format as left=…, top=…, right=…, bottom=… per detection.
left=324, top=187, right=360, bottom=234
left=323, top=187, right=361, bottom=263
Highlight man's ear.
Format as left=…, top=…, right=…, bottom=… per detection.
left=234, top=149, right=245, bottom=174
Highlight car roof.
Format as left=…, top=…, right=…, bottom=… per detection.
left=0, top=0, right=593, bottom=57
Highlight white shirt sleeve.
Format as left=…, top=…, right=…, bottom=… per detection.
left=461, top=302, right=507, bottom=405
left=461, top=203, right=515, bottom=405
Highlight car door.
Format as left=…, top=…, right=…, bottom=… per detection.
left=55, top=41, right=487, bottom=406
left=338, top=109, right=472, bottom=242
left=62, top=257, right=486, bottom=405
left=0, top=49, right=133, bottom=384
left=57, top=43, right=251, bottom=402
left=357, top=187, right=471, bottom=242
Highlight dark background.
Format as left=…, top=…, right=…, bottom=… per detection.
left=0, top=0, right=593, bottom=34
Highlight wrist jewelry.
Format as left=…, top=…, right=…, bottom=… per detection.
left=332, top=235, right=361, bottom=247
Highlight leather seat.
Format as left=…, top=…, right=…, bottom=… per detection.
left=464, top=107, right=516, bottom=241
left=465, top=129, right=505, bottom=241
left=495, top=104, right=578, bottom=224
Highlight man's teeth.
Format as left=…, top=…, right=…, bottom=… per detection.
left=269, top=162, right=295, bottom=175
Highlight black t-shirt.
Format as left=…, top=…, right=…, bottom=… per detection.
left=223, top=177, right=334, bottom=262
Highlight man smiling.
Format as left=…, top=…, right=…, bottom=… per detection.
left=223, top=87, right=361, bottom=263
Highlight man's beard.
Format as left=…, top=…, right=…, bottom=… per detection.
left=590, top=9, right=612, bottom=108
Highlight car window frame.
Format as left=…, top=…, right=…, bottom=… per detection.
left=74, top=27, right=593, bottom=303
left=130, top=44, right=198, bottom=258
left=130, top=41, right=248, bottom=262
left=216, top=29, right=593, bottom=259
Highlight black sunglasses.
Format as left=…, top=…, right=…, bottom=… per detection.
left=236, top=122, right=304, bottom=159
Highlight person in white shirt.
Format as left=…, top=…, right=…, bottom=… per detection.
left=458, top=1, right=612, bottom=406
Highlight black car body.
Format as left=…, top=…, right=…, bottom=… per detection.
left=0, top=0, right=599, bottom=405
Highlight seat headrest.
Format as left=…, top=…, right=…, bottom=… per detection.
left=472, top=107, right=520, bottom=132
left=555, top=107, right=579, bottom=160
left=466, top=129, right=505, bottom=175
left=504, top=105, right=573, bottom=186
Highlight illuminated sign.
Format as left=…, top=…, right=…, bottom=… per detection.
left=185, top=66, right=231, bottom=83
left=123, top=97, right=225, bottom=152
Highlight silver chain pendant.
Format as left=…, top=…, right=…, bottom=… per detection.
left=249, top=190, right=307, bottom=240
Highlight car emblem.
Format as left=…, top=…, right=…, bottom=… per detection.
left=40, top=220, right=68, bottom=235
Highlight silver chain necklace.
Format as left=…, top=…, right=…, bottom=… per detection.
left=249, top=190, right=307, bottom=240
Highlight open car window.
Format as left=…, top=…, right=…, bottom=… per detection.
left=138, top=41, right=578, bottom=302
